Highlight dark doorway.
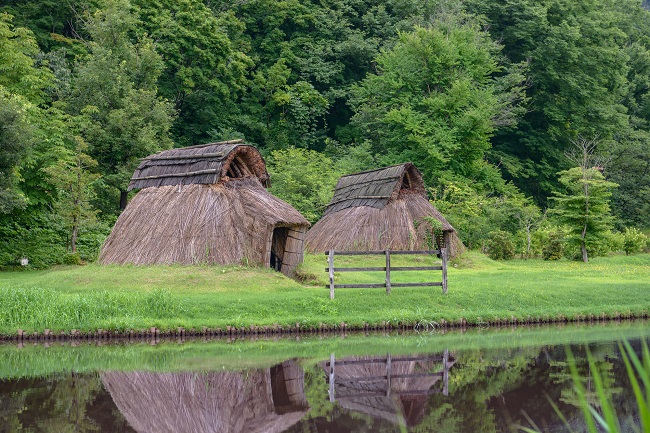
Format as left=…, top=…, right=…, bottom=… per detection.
left=270, top=227, right=289, bottom=272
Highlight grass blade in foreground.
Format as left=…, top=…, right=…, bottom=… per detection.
left=522, top=341, right=650, bottom=433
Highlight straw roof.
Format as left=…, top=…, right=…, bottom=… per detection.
left=305, top=163, right=463, bottom=254
left=99, top=179, right=309, bottom=267
left=100, top=141, right=310, bottom=274
left=128, top=139, right=269, bottom=190
left=102, top=362, right=308, bottom=433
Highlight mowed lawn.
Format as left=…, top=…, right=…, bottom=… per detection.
left=0, top=252, right=649, bottom=334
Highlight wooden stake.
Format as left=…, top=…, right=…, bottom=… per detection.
left=328, top=250, right=335, bottom=299
left=329, top=353, right=336, bottom=402
left=441, top=247, right=448, bottom=294
left=385, top=250, right=391, bottom=295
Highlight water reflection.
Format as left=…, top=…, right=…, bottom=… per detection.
left=101, top=360, right=309, bottom=433
left=323, top=351, right=454, bottom=428
left=0, top=330, right=647, bottom=432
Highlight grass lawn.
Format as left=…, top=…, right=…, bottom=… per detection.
left=0, top=252, right=649, bottom=335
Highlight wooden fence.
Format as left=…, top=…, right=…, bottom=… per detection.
left=325, top=249, right=448, bottom=299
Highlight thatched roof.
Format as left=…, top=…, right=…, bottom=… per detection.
left=323, top=163, right=436, bottom=221
left=305, top=163, right=463, bottom=254
left=102, top=362, right=308, bottom=433
left=99, top=178, right=309, bottom=268
left=128, top=139, right=269, bottom=190
left=101, top=141, right=310, bottom=274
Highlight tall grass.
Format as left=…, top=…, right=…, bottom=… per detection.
left=0, top=287, right=186, bottom=331
left=520, top=340, right=650, bottom=433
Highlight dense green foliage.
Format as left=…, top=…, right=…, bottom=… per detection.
left=0, top=0, right=649, bottom=266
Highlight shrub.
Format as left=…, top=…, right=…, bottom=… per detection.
left=62, top=253, right=82, bottom=265
left=484, top=230, right=515, bottom=260
left=542, top=231, right=564, bottom=260
left=622, top=227, right=648, bottom=255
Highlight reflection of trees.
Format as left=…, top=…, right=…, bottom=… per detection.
left=550, top=343, right=622, bottom=410
left=0, top=372, right=134, bottom=432
left=292, top=343, right=634, bottom=433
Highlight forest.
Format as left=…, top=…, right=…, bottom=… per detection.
left=1, top=0, right=649, bottom=268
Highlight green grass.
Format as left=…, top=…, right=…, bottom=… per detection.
left=0, top=252, right=649, bottom=335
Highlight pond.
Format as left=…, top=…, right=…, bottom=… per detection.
left=1, top=321, right=648, bottom=432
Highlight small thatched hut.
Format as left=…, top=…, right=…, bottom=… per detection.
left=305, top=163, right=463, bottom=255
left=102, top=360, right=309, bottom=433
left=99, top=140, right=310, bottom=276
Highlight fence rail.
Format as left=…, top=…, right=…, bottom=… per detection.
left=325, top=249, right=448, bottom=299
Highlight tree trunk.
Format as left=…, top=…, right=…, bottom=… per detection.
left=120, top=190, right=128, bottom=210
left=71, top=217, right=78, bottom=254
left=581, top=224, right=588, bottom=263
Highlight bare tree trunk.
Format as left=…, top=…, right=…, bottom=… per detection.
left=581, top=225, right=588, bottom=263
left=120, top=190, right=128, bottom=210
left=71, top=215, right=78, bottom=254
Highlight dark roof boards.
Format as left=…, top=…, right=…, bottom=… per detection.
left=323, top=163, right=427, bottom=217
left=128, top=139, right=269, bottom=191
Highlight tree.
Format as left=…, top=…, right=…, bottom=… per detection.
left=348, top=17, right=526, bottom=192
left=65, top=0, right=175, bottom=212
left=0, top=13, right=56, bottom=214
left=43, top=136, right=100, bottom=254
left=134, top=0, right=251, bottom=146
left=466, top=0, right=631, bottom=204
left=550, top=158, right=618, bottom=262
left=266, top=147, right=340, bottom=223
left=0, top=90, right=32, bottom=213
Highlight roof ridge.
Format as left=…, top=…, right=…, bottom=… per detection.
left=338, top=162, right=411, bottom=179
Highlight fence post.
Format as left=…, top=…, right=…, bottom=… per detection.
left=328, top=250, right=335, bottom=299
left=386, top=353, right=392, bottom=397
left=329, top=353, right=336, bottom=402
left=443, top=348, right=449, bottom=396
left=441, top=247, right=448, bottom=294
left=385, top=250, right=391, bottom=295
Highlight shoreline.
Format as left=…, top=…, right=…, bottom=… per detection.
left=2, top=311, right=646, bottom=343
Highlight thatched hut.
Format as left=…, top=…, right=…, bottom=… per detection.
left=102, top=360, right=309, bottom=433
left=305, top=163, right=463, bottom=255
left=99, top=140, right=310, bottom=276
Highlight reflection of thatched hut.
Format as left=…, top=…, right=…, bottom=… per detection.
left=99, top=140, right=310, bottom=276
left=323, top=354, right=455, bottom=428
left=101, top=360, right=309, bottom=433
left=305, top=163, right=463, bottom=255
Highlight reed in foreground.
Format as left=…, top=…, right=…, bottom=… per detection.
left=520, top=340, right=650, bottom=433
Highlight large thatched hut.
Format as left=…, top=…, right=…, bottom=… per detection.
left=102, top=360, right=309, bottom=433
left=99, top=140, right=310, bottom=276
left=305, top=163, right=463, bottom=255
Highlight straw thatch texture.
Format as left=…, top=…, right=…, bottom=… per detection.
left=102, top=363, right=308, bottom=433
left=99, top=178, right=309, bottom=275
left=323, top=164, right=427, bottom=217
left=323, top=355, right=456, bottom=427
left=128, top=140, right=269, bottom=190
left=305, top=163, right=464, bottom=255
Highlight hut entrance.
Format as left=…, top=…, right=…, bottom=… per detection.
left=270, top=362, right=308, bottom=414
left=270, top=227, right=289, bottom=272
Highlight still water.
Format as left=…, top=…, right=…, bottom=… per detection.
left=1, top=321, right=648, bottom=433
